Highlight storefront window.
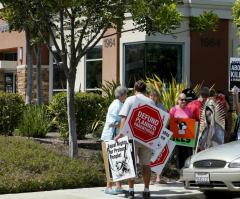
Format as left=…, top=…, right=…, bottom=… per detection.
left=125, top=43, right=182, bottom=88
left=85, top=46, right=102, bottom=90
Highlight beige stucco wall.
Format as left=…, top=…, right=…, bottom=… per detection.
left=102, top=28, right=120, bottom=83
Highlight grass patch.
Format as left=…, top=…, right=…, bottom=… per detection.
left=0, top=136, right=105, bottom=194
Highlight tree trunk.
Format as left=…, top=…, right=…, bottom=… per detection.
left=25, top=29, right=33, bottom=104
left=35, top=45, right=43, bottom=105
left=67, top=75, right=78, bottom=158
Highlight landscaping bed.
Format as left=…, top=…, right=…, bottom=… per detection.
left=0, top=136, right=105, bottom=194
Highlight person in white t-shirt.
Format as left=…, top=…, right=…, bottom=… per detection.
left=115, top=80, right=154, bottom=199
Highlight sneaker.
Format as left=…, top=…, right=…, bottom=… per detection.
left=142, top=191, right=151, bottom=199
left=125, top=191, right=135, bottom=199
left=114, top=188, right=125, bottom=194
left=104, top=188, right=118, bottom=195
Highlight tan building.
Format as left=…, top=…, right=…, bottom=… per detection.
left=0, top=0, right=238, bottom=102
left=0, top=19, right=49, bottom=102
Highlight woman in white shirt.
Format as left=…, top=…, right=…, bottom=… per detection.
left=101, top=86, right=128, bottom=195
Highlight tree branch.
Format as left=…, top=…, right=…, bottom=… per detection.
left=76, top=27, right=108, bottom=63
left=37, top=0, right=61, bottom=53
left=75, top=16, right=91, bottom=52
left=59, top=10, right=69, bottom=78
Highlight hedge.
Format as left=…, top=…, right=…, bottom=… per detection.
left=48, top=92, right=106, bottom=140
left=0, top=92, right=24, bottom=135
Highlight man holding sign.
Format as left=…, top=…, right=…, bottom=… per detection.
left=115, top=80, right=154, bottom=199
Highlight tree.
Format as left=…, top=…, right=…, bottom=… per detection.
left=0, top=0, right=219, bottom=158
left=30, top=0, right=183, bottom=158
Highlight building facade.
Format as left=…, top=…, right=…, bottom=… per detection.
left=70, top=0, right=238, bottom=96
left=0, top=0, right=238, bottom=102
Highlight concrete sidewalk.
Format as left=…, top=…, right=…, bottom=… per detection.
left=0, top=183, right=202, bottom=199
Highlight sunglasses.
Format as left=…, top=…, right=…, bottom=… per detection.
left=179, top=98, right=187, bottom=101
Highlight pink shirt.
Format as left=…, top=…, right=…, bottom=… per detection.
left=169, top=105, right=192, bottom=119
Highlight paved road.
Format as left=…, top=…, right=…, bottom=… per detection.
left=0, top=183, right=205, bottom=199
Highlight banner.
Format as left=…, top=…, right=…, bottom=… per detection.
left=197, top=98, right=225, bottom=151
left=103, top=136, right=136, bottom=182
left=149, top=140, right=176, bottom=174
left=229, top=57, right=240, bottom=92
left=170, top=118, right=196, bottom=147
left=121, top=97, right=170, bottom=150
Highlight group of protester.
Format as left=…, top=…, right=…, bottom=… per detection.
left=100, top=80, right=236, bottom=199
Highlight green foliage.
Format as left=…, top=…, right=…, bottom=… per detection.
left=233, top=0, right=240, bottom=26
left=101, top=80, right=120, bottom=104
left=16, top=105, right=50, bottom=138
left=0, top=136, right=104, bottom=194
left=48, top=92, right=68, bottom=140
left=233, top=0, right=240, bottom=43
left=0, top=92, right=24, bottom=135
left=91, top=81, right=121, bottom=138
left=130, top=0, right=183, bottom=34
left=190, top=11, right=219, bottom=32
left=48, top=92, right=105, bottom=140
left=146, top=76, right=186, bottom=111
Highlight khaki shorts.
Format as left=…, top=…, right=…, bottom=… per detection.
left=134, top=141, right=152, bottom=165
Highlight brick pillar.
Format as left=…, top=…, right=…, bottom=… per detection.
left=16, top=66, right=27, bottom=100
left=0, top=69, right=4, bottom=91
left=16, top=65, right=49, bottom=103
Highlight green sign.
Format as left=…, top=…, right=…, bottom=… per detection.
left=172, top=122, right=199, bottom=147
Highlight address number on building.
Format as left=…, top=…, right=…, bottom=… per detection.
left=104, top=38, right=116, bottom=48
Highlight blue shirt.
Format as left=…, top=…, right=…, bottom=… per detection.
left=101, top=99, right=123, bottom=141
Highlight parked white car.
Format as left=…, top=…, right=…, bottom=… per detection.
left=183, top=141, right=240, bottom=198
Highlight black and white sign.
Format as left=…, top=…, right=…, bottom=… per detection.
left=105, top=136, right=136, bottom=182
left=229, top=57, right=240, bottom=91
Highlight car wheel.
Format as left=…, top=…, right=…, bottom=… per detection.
left=203, top=191, right=235, bottom=199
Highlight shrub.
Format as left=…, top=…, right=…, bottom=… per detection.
left=16, top=105, right=51, bottom=138
left=0, top=92, right=24, bottom=135
left=48, top=92, right=105, bottom=140
left=91, top=81, right=121, bottom=138
left=0, top=136, right=105, bottom=194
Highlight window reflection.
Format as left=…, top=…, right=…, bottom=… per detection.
left=86, top=46, right=102, bottom=90
left=125, top=43, right=182, bottom=87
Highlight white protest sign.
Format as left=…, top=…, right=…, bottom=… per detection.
left=105, top=136, right=136, bottom=182
left=151, top=128, right=173, bottom=162
left=149, top=140, right=176, bottom=174
left=121, top=97, right=170, bottom=149
left=229, top=57, right=240, bottom=92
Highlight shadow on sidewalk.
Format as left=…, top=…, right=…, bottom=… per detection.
left=117, top=190, right=203, bottom=199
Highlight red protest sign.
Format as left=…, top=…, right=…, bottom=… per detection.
left=170, top=118, right=196, bottom=139
left=129, top=105, right=164, bottom=142
left=149, top=140, right=176, bottom=174
left=122, top=98, right=170, bottom=149
left=149, top=145, right=169, bottom=167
